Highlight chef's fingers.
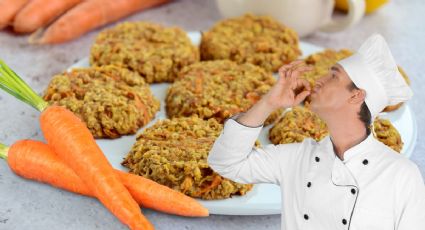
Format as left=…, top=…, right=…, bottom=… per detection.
left=292, top=64, right=314, bottom=72
left=296, top=78, right=311, bottom=91
left=287, top=68, right=293, bottom=83
left=289, top=60, right=306, bottom=70
left=294, top=90, right=311, bottom=105
left=279, top=60, right=306, bottom=89
left=290, top=66, right=313, bottom=89
left=278, top=60, right=304, bottom=76
left=278, top=66, right=289, bottom=81
left=288, top=60, right=304, bottom=67
left=292, top=65, right=313, bottom=77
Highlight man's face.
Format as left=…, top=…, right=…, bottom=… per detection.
left=310, top=64, right=355, bottom=114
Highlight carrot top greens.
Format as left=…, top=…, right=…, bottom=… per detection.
left=0, top=60, right=48, bottom=112
left=0, top=143, right=9, bottom=160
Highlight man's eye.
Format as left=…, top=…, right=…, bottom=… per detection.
left=332, top=72, right=337, bottom=78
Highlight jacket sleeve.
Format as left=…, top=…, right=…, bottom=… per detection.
left=395, top=161, right=425, bottom=230
left=207, top=117, right=301, bottom=185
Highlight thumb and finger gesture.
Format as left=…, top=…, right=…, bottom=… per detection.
left=267, top=60, right=313, bottom=108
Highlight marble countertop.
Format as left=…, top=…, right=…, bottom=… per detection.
left=0, top=0, right=424, bottom=229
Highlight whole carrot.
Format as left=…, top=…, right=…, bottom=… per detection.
left=40, top=106, right=154, bottom=230
left=0, top=0, right=30, bottom=29
left=0, top=140, right=209, bottom=217
left=116, top=170, right=208, bottom=217
left=31, top=0, right=170, bottom=44
left=0, top=60, right=152, bottom=230
left=13, top=0, right=83, bottom=33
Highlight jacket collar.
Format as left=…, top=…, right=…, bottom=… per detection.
left=319, top=134, right=378, bottom=187
left=339, top=134, right=376, bottom=163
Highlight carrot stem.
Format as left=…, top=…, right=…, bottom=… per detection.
left=0, top=60, right=48, bottom=112
left=0, top=143, right=9, bottom=160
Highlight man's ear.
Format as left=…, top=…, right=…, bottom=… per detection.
left=349, top=89, right=366, bottom=104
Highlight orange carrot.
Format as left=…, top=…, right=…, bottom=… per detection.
left=0, top=60, right=152, bottom=230
left=0, top=0, right=30, bottom=29
left=0, top=140, right=208, bottom=217
left=40, top=106, right=153, bottom=230
left=13, top=0, right=83, bottom=33
left=31, top=0, right=170, bottom=44
left=116, top=170, right=209, bottom=217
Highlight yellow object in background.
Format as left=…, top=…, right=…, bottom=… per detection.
left=335, top=0, right=388, bottom=14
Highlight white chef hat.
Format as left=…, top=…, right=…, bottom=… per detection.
left=338, top=33, right=413, bottom=119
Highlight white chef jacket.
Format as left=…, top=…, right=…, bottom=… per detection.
left=207, top=118, right=425, bottom=230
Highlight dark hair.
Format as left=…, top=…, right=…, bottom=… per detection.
left=347, top=82, right=372, bottom=135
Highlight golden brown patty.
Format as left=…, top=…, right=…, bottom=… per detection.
left=269, top=106, right=328, bottom=144
left=165, top=60, right=277, bottom=123
left=90, top=22, right=199, bottom=83
left=43, top=65, right=160, bottom=139
left=269, top=106, right=403, bottom=152
left=122, top=116, right=253, bottom=200
left=264, top=108, right=286, bottom=126
left=373, top=118, right=404, bottom=153
left=200, top=14, right=301, bottom=72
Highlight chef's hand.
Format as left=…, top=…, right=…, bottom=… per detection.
left=264, top=60, right=312, bottom=110
left=236, top=61, right=312, bottom=127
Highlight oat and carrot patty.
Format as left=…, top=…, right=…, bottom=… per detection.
left=373, top=118, right=403, bottom=153
left=122, top=116, right=253, bottom=200
left=269, top=106, right=329, bottom=144
left=165, top=60, right=277, bottom=123
left=90, top=22, right=199, bottom=83
left=269, top=106, right=403, bottom=153
left=43, top=65, right=160, bottom=139
left=200, top=14, right=301, bottom=72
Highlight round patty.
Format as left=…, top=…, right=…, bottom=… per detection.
left=121, top=116, right=253, bottom=200
left=90, top=22, right=199, bottom=83
left=269, top=106, right=328, bottom=144
left=373, top=118, right=403, bottom=153
left=200, top=14, right=301, bottom=72
left=43, top=65, right=160, bottom=139
left=269, top=106, right=403, bottom=152
left=165, top=60, right=276, bottom=123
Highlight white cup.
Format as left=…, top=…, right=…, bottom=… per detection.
left=216, top=0, right=366, bottom=37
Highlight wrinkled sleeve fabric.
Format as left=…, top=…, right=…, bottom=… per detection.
left=207, top=118, right=301, bottom=185
left=395, top=161, right=425, bottom=230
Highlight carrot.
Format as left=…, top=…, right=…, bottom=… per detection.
left=0, top=0, right=30, bottom=30
left=40, top=106, right=154, bottom=230
left=13, top=0, right=83, bottom=33
left=0, top=60, right=153, bottom=230
left=0, top=140, right=209, bottom=217
left=31, top=0, right=170, bottom=44
left=2, top=141, right=92, bottom=196
left=116, top=170, right=209, bottom=217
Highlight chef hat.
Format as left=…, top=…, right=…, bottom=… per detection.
left=338, top=33, right=413, bottom=119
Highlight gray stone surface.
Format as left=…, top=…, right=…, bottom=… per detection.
left=0, top=0, right=423, bottom=229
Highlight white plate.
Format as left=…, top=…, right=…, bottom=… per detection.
left=69, top=31, right=417, bottom=215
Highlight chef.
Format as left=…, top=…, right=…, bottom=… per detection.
left=207, top=34, right=425, bottom=229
